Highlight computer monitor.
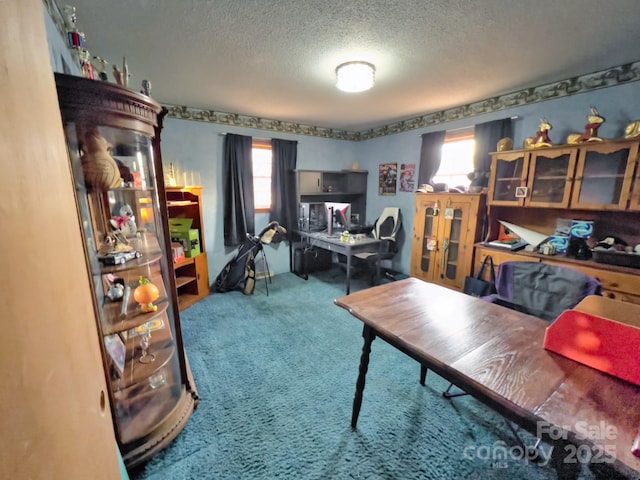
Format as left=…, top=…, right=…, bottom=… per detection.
left=325, top=202, right=351, bottom=234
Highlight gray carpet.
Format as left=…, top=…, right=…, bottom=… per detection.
left=131, top=268, right=606, bottom=480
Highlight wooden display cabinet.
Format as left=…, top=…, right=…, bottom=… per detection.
left=488, top=138, right=640, bottom=210
left=410, top=193, right=486, bottom=291
left=526, top=147, right=577, bottom=208
left=571, top=140, right=639, bottom=210
left=487, top=150, right=529, bottom=206
left=166, top=186, right=210, bottom=310
left=55, top=73, right=197, bottom=468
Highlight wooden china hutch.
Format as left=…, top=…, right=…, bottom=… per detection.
left=477, top=137, right=640, bottom=304
left=411, top=137, right=640, bottom=304
left=55, top=73, right=198, bottom=468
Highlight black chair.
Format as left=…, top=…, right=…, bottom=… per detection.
left=439, top=261, right=602, bottom=456
left=351, top=207, right=402, bottom=284
left=442, top=260, right=602, bottom=397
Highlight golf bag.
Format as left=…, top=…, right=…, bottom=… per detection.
left=213, top=221, right=286, bottom=295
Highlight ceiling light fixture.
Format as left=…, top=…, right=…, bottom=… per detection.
left=335, top=61, right=375, bottom=93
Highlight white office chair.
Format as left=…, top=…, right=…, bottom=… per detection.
left=352, top=207, right=402, bottom=283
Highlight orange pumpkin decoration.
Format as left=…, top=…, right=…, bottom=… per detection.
left=134, top=276, right=159, bottom=312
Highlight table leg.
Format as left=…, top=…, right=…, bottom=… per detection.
left=352, top=325, right=376, bottom=429
left=547, top=437, right=581, bottom=480
left=345, top=252, right=352, bottom=295
left=420, top=364, right=428, bottom=386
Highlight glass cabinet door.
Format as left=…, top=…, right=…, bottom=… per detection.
left=488, top=151, right=530, bottom=206
left=419, top=203, right=440, bottom=277
left=56, top=73, right=196, bottom=468
left=571, top=141, right=638, bottom=210
left=631, top=160, right=640, bottom=211
left=526, top=147, right=577, bottom=208
left=438, top=206, right=464, bottom=286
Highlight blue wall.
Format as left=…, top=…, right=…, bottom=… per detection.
left=44, top=4, right=640, bottom=283
left=161, top=120, right=360, bottom=280
left=163, top=81, right=640, bottom=282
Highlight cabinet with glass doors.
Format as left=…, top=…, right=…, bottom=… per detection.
left=488, top=139, right=640, bottom=210
left=410, top=193, right=486, bottom=291
left=55, top=73, right=197, bottom=468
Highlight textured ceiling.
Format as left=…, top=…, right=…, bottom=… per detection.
left=63, top=0, right=640, bottom=131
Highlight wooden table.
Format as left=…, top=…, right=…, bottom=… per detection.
left=335, top=278, right=640, bottom=479
left=297, top=231, right=381, bottom=294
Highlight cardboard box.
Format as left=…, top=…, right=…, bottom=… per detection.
left=169, top=218, right=200, bottom=257
left=544, top=296, right=640, bottom=386
left=171, top=242, right=185, bottom=263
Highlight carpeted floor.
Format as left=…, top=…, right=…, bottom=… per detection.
left=131, top=268, right=605, bottom=480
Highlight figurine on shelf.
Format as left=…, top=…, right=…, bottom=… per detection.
left=138, top=326, right=155, bottom=363
left=112, top=58, right=130, bottom=87
left=134, top=276, right=160, bottom=313
left=80, top=128, right=122, bottom=190
left=497, top=137, right=513, bottom=152
left=140, top=79, right=152, bottom=96
left=112, top=65, right=124, bottom=86
left=62, top=5, right=77, bottom=33
left=525, top=119, right=553, bottom=148
left=93, top=56, right=109, bottom=81
left=122, top=57, right=130, bottom=87
left=111, top=204, right=137, bottom=237
left=624, top=121, right=640, bottom=139
left=567, top=106, right=606, bottom=144
left=79, top=49, right=94, bottom=80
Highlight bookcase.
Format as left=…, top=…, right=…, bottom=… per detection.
left=166, top=186, right=210, bottom=310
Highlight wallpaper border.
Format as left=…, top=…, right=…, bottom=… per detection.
left=165, top=62, right=640, bottom=141
left=43, top=0, right=640, bottom=142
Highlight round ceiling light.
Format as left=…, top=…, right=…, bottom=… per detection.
left=335, top=61, right=375, bottom=93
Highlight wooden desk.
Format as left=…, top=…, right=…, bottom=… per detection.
left=298, top=231, right=381, bottom=294
left=335, top=278, right=640, bottom=479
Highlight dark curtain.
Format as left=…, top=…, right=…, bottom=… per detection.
left=270, top=138, right=297, bottom=240
left=417, top=130, right=446, bottom=187
left=222, top=133, right=254, bottom=246
left=473, top=118, right=513, bottom=175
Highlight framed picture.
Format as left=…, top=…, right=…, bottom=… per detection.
left=104, top=333, right=126, bottom=376
left=379, top=162, right=397, bottom=196
left=399, top=163, right=416, bottom=192
left=515, top=186, right=528, bottom=198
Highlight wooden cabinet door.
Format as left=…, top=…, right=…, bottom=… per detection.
left=526, top=147, right=578, bottom=208
left=435, top=197, right=478, bottom=290
left=488, top=151, right=530, bottom=206
left=571, top=140, right=638, bottom=210
left=195, top=252, right=210, bottom=297
left=299, top=171, right=323, bottom=193
left=412, top=194, right=485, bottom=291
left=631, top=162, right=640, bottom=211
left=411, top=195, right=444, bottom=282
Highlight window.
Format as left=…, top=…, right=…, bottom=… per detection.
left=252, top=141, right=272, bottom=211
left=432, top=130, right=475, bottom=189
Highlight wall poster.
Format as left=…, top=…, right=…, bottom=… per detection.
left=378, top=162, right=397, bottom=196
left=399, top=163, right=416, bottom=192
